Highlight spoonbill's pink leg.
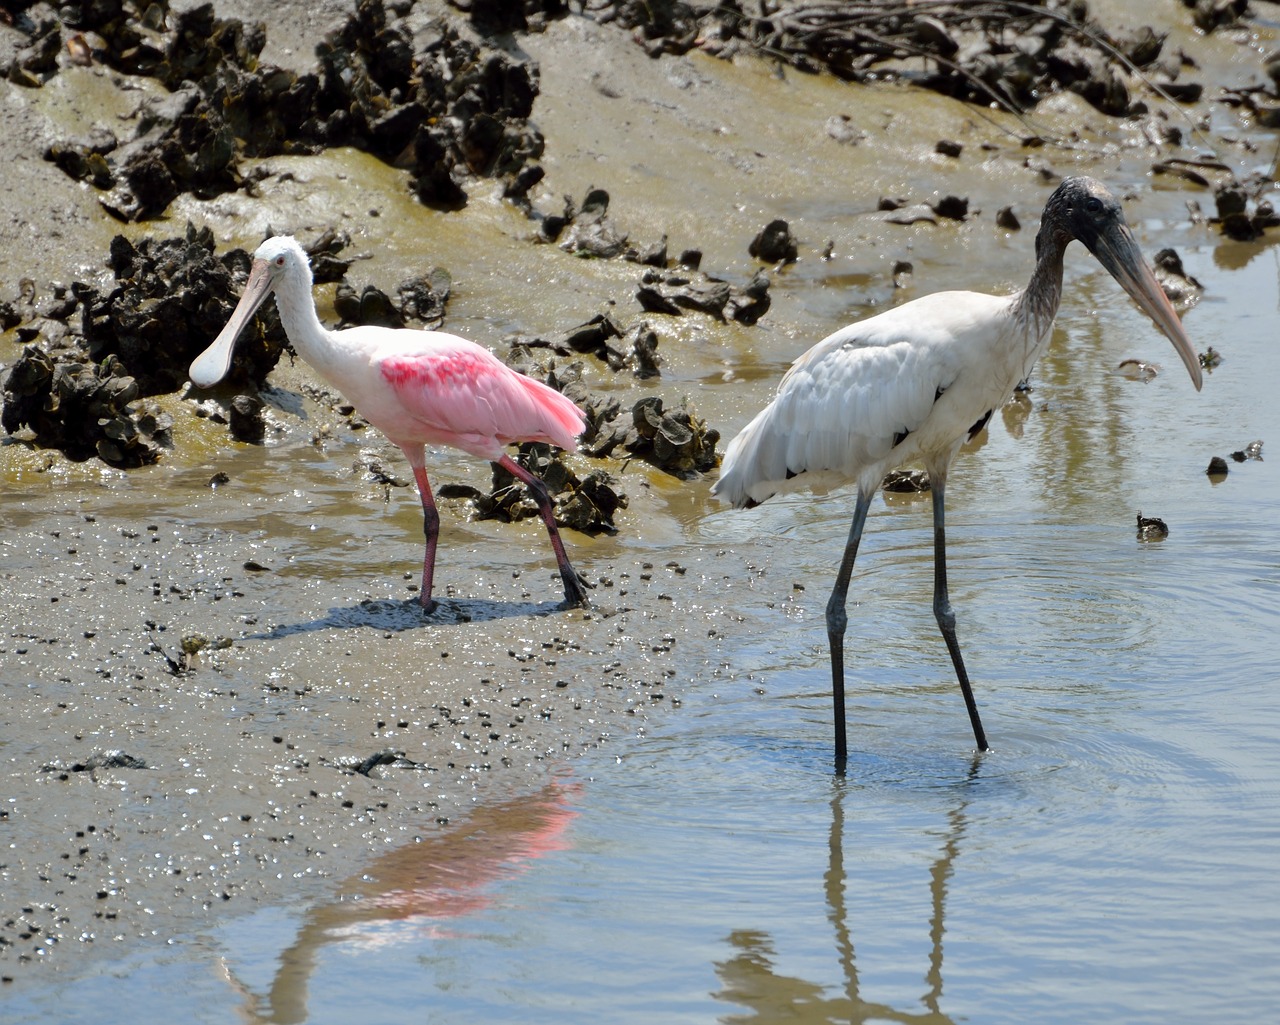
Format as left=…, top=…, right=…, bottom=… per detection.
left=497, top=455, right=592, bottom=608
left=408, top=463, right=441, bottom=612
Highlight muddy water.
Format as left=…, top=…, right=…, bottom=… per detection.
left=5, top=4, right=1280, bottom=1023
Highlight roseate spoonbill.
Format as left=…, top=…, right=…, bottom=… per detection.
left=190, top=235, right=591, bottom=613
left=713, top=177, right=1202, bottom=764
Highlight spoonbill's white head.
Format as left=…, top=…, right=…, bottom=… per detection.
left=189, top=236, right=311, bottom=389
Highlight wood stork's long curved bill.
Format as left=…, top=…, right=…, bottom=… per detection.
left=1087, top=221, right=1203, bottom=390
left=190, top=258, right=277, bottom=388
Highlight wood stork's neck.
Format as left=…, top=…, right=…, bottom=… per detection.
left=1011, top=225, right=1068, bottom=339
left=271, top=258, right=335, bottom=369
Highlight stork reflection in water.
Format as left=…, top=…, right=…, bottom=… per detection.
left=714, top=177, right=1203, bottom=764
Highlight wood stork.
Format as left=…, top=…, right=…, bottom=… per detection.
left=713, top=177, right=1202, bottom=764
left=190, top=236, right=591, bottom=613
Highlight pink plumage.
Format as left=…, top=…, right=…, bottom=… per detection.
left=380, top=347, right=584, bottom=457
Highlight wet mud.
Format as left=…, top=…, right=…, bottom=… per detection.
left=2, top=0, right=1278, bottom=987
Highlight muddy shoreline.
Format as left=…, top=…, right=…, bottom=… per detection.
left=2, top=0, right=1276, bottom=987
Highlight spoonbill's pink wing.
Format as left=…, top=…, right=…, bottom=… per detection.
left=380, top=346, right=585, bottom=456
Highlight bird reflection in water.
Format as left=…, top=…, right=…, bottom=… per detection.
left=219, top=781, right=580, bottom=1024
left=713, top=758, right=979, bottom=1024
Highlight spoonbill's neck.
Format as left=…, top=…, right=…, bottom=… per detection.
left=271, top=259, right=336, bottom=368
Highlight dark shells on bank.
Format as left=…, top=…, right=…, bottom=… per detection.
left=3, top=0, right=1278, bottom=494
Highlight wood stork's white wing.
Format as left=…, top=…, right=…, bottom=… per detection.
left=715, top=291, right=1018, bottom=508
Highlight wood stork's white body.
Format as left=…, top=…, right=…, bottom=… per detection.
left=716, top=290, right=1043, bottom=509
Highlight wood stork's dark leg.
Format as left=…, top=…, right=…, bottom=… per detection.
left=928, top=464, right=990, bottom=752
left=826, top=487, right=874, bottom=771
left=407, top=461, right=441, bottom=614
left=498, top=455, right=592, bottom=608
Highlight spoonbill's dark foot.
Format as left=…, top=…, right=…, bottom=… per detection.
left=418, top=596, right=439, bottom=616
left=560, top=569, right=593, bottom=609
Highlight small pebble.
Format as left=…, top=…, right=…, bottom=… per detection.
left=1136, top=512, right=1169, bottom=541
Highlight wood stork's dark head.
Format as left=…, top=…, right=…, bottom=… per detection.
left=1039, top=177, right=1203, bottom=391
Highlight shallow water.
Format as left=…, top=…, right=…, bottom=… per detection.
left=6, top=5, right=1280, bottom=1023
left=14, top=434, right=1280, bottom=1024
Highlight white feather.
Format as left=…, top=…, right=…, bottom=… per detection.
left=714, top=290, right=1032, bottom=508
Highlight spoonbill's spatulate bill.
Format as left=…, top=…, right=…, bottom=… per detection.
left=713, top=177, right=1203, bottom=765
left=190, top=235, right=591, bottom=612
